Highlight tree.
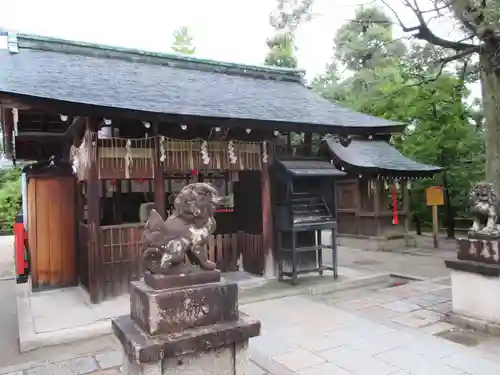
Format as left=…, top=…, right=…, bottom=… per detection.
left=313, top=5, right=485, bottom=226
left=380, top=0, right=500, bottom=193
left=0, top=167, right=21, bottom=232
left=264, top=0, right=314, bottom=68
left=334, top=6, right=406, bottom=71
left=171, top=26, right=196, bottom=55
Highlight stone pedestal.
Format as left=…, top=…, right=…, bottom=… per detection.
left=446, top=235, right=500, bottom=331
left=112, top=270, right=260, bottom=375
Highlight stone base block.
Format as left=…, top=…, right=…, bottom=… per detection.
left=113, top=313, right=260, bottom=374
left=445, top=311, right=500, bottom=335
left=457, top=236, right=500, bottom=264
left=123, top=340, right=249, bottom=375
left=445, top=259, right=500, bottom=325
left=144, top=270, right=221, bottom=290
left=130, top=280, right=238, bottom=335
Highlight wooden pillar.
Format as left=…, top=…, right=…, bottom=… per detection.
left=403, top=180, right=410, bottom=233
left=286, top=132, right=292, bottom=154
left=152, top=123, right=165, bottom=218
left=304, top=133, right=312, bottom=156
left=86, top=117, right=102, bottom=303
left=3, top=108, right=13, bottom=159
left=354, top=178, right=362, bottom=235
left=373, top=179, right=381, bottom=237
left=261, top=165, right=274, bottom=277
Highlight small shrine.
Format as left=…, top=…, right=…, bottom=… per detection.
left=321, top=135, right=441, bottom=250
left=0, top=31, right=437, bottom=302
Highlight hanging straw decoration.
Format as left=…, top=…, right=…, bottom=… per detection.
left=201, top=141, right=210, bottom=165
left=69, top=132, right=91, bottom=181
left=160, top=136, right=166, bottom=163
left=228, top=140, right=237, bottom=165
left=125, top=139, right=132, bottom=178
left=262, top=141, right=268, bottom=163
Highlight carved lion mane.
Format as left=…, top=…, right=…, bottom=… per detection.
left=469, top=181, right=499, bottom=235
left=142, top=182, right=220, bottom=274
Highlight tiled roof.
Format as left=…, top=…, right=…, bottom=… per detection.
left=0, top=32, right=404, bottom=133
left=324, top=136, right=441, bottom=177
left=277, top=159, right=346, bottom=177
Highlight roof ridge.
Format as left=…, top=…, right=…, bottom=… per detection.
left=3, top=30, right=306, bottom=83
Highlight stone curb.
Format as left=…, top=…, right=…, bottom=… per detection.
left=445, top=311, right=500, bottom=336
left=0, top=350, right=122, bottom=375
left=239, top=273, right=391, bottom=305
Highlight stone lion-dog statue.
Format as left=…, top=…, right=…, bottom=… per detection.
left=142, top=182, right=220, bottom=274
left=469, top=181, right=500, bottom=235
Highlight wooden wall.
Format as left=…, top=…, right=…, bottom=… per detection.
left=335, top=178, right=408, bottom=237
left=27, top=176, right=76, bottom=289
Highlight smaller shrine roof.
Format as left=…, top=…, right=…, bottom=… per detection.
left=324, top=136, right=441, bottom=178
left=277, top=159, right=346, bottom=177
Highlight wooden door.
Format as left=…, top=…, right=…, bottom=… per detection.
left=28, top=176, right=76, bottom=289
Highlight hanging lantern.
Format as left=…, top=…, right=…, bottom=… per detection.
left=191, top=169, right=199, bottom=176
left=407, top=180, right=412, bottom=190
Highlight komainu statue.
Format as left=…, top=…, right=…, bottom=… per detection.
left=142, top=182, right=220, bottom=274
left=469, top=181, right=500, bottom=235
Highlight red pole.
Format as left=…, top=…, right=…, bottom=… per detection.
left=392, top=181, right=399, bottom=225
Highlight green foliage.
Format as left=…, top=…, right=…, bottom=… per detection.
left=0, top=167, right=21, bottom=232
left=334, top=6, right=405, bottom=71
left=264, top=0, right=313, bottom=68
left=313, top=5, right=485, bottom=226
left=171, top=26, right=196, bottom=55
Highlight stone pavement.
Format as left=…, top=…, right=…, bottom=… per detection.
left=243, top=284, right=500, bottom=375
left=4, top=278, right=500, bottom=375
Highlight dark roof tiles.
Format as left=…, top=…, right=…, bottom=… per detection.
left=278, top=159, right=346, bottom=177
left=0, top=33, right=404, bottom=132
left=324, top=135, right=441, bottom=176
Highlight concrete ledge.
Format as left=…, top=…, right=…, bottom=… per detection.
left=17, top=292, right=111, bottom=352
left=16, top=271, right=392, bottom=352
left=239, top=272, right=392, bottom=305
left=445, top=311, right=500, bottom=336
left=445, top=259, right=500, bottom=277
left=338, top=235, right=416, bottom=252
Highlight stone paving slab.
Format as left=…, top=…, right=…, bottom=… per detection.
left=242, top=294, right=500, bottom=375
left=4, top=290, right=500, bottom=375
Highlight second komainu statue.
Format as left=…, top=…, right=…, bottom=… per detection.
left=469, top=181, right=500, bottom=236
left=141, top=182, right=220, bottom=274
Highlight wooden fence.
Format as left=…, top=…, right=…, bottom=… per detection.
left=82, top=225, right=266, bottom=300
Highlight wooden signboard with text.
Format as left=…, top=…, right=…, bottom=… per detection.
left=425, top=186, right=444, bottom=248
left=426, top=186, right=444, bottom=207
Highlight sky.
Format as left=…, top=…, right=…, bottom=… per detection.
left=0, top=0, right=480, bottom=98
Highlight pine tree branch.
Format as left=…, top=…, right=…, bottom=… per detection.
left=381, top=0, right=480, bottom=52
left=380, top=48, right=477, bottom=99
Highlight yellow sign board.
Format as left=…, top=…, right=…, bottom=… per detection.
left=426, top=186, right=444, bottom=206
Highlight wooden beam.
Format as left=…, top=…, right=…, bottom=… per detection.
left=64, top=116, right=85, bottom=139
left=2, top=108, right=13, bottom=159
left=85, top=117, right=102, bottom=303
left=152, top=122, right=166, bottom=218
left=373, top=179, right=381, bottom=237
left=16, top=132, right=66, bottom=142
left=261, top=165, right=274, bottom=276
